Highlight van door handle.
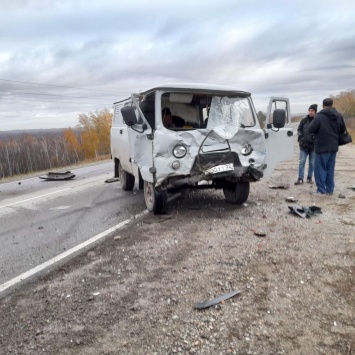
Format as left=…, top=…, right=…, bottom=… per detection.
left=120, top=129, right=123, bottom=134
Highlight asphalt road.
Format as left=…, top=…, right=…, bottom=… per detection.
left=0, top=161, right=145, bottom=286
left=0, top=123, right=298, bottom=290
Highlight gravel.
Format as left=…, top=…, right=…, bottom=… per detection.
left=0, top=144, right=354, bottom=355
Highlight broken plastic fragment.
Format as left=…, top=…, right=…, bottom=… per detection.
left=269, top=183, right=290, bottom=189
left=105, top=177, right=119, bottom=183
left=253, top=230, right=266, bottom=237
left=285, top=197, right=297, bottom=203
left=194, top=289, right=241, bottom=309
left=288, top=205, right=322, bottom=218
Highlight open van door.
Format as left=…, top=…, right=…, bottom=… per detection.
left=124, top=93, right=155, bottom=183
left=263, top=97, right=294, bottom=178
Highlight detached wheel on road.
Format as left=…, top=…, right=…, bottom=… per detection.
left=119, top=162, right=135, bottom=191
left=223, top=181, right=250, bottom=204
left=144, top=181, right=167, bottom=214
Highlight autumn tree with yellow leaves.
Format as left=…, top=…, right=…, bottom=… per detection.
left=331, top=89, right=355, bottom=121
left=63, top=128, right=83, bottom=161
left=77, top=108, right=112, bottom=159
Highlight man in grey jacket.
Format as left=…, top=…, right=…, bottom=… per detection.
left=308, top=98, right=346, bottom=195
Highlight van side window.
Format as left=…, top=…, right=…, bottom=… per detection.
left=140, top=99, right=155, bottom=130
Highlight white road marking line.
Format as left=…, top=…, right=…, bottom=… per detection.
left=0, top=188, right=71, bottom=209
left=50, top=206, right=71, bottom=210
left=0, top=210, right=148, bottom=295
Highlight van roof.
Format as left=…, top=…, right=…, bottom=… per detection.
left=113, top=83, right=250, bottom=104
left=145, top=83, right=250, bottom=95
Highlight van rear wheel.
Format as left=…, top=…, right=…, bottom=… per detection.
left=144, top=181, right=167, bottom=214
left=119, top=162, right=135, bottom=191
left=223, top=181, right=250, bottom=204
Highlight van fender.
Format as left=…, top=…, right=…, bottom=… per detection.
left=139, top=167, right=154, bottom=184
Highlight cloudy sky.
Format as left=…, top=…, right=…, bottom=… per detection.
left=0, top=0, right=354, bottom=131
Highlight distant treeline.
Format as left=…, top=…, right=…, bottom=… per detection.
left=293, top=90, right=355, bottom=126
left=1, top=90, right=354, bottom=179
left=0, top=109, right=112, bottom=178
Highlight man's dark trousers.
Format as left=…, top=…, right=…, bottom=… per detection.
left=314, top=152, right=337, bottom=194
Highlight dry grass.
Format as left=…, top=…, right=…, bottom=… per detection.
left=347, top=127, right=355, bottom=143
left=346, top=118, right=355, bottom=129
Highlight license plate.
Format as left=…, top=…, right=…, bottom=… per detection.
left=204, top=163, right=234, bottom=175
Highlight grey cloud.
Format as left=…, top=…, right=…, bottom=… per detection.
left=1, top=0, right=355, bottom=129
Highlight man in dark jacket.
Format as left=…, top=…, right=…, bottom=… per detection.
left=295, top=104, right=317, bottom=185
left=308, top=98, right=346, bottom=195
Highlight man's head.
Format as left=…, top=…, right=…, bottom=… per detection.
left=308, top=104, right=317, bottom=117
left=162, top=107, right=173, bottom=127
left=162, top=107, right=171, bottom=116
left=322, top=98, right=333, bottom=108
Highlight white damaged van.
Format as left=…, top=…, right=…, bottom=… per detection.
left=111, top=83, right=293, bottom=214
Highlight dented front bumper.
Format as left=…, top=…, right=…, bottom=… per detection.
left=160, top=151, right=265, bottom=189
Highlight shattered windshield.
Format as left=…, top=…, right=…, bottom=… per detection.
left=207, top=96, right=254, bottom=139
left=160, top=92, right=255, bottom=134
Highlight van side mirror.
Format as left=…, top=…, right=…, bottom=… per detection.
left=272, top=109, right=286, bottom=128
left=121, top=106, right=138, bottom=126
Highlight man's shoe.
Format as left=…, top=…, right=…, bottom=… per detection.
left=306, top=177, right=313, bottom=184
left=294, top=178, right=303, bottom=185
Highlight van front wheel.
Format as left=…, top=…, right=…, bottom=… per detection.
left=223, top=181, right=250, bottom=204
left=144, top=181, right=167, bottom=214
left=119, top=162, right=135, bottom=191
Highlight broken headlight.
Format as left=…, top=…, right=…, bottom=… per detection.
left=241, top=143, right=253, bottom=156
left=173, top=145, right=187, bottom=158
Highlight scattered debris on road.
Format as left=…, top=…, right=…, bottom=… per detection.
left=288, top=205, right=322, bottom=219
left=195, top=290, right=241, bottom=309
left=338, top=193, right=346, bottom=199
left=269, top=183, right=290, bottom=189
left=105, top=177, right=119, bottom=183
left=39, top=171, right=76, bottom=181
left=1, top=134, right=353, bottom=355
left=250, top=229, right=267, bottom=237
left=285, top=196, right=298, bottom=203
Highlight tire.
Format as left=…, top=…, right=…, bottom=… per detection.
left=144, top=181, right=167, bottom=214
left=223, top=181, right=250, bottom=204
left=119, top=162, right=135, bottom=191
